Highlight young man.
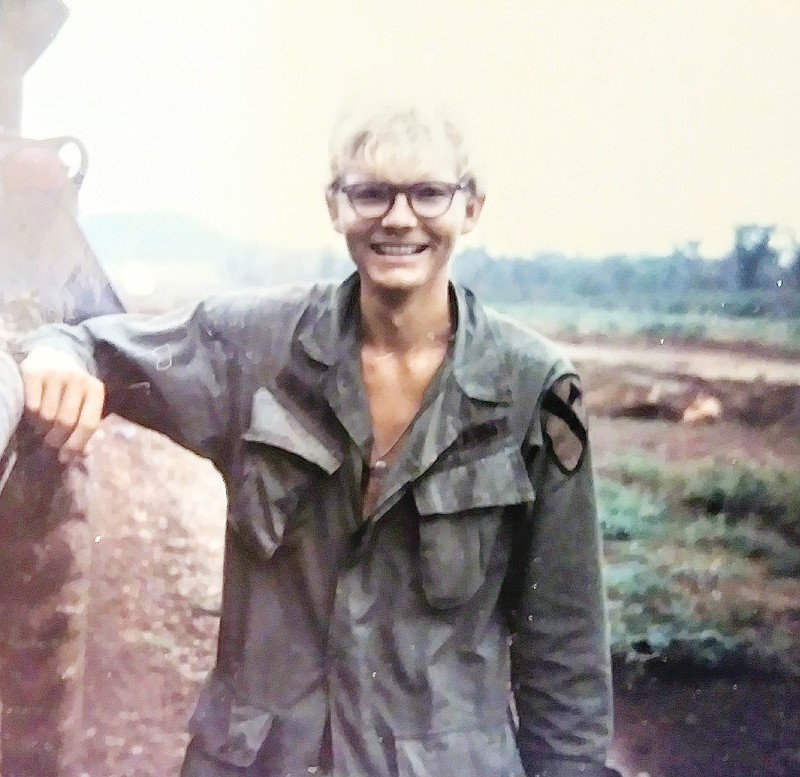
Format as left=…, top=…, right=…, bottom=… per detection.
left=17, top=106, right=620, bottom=777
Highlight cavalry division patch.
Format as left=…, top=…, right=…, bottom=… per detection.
left=542, top=376, right=589, bottom=474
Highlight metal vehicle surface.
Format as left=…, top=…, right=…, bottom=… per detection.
left=1, top=2, right=123, bottom=774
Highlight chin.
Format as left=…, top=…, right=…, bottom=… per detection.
left=362, top=265, right=431, bottom=294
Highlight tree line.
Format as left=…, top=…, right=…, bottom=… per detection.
left=449, top=224, right=800, bottom=317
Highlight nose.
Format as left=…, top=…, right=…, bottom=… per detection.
left=381, top=193, right=417, bottom=228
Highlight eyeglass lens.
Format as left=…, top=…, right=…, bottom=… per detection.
left=344, top=182, right=459, bottom=218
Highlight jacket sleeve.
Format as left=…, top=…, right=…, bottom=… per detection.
left=508, top=372, right=620, bottom=777
left=13, top=299, right=238, bottom=470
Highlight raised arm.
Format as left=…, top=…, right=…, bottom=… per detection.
left=15, top=299, right=237, bottom=469
left=510, top=373, right=619, bottom=777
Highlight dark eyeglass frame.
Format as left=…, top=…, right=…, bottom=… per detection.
left=329, top=177, right=476, bottom=219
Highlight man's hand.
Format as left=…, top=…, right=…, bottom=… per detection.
left=19, top=347, right=105, bottom=462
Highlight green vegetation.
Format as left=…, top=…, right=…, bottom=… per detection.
left=607, top=455, right=800, bottom=541
left=683, top=516, right=800, bottom=577
left=496, top=300, right=800, bottom=354
left=596, top=478, right=666, bottom=541
left=598, top=457, right=800, bottom=675
left=450, top=237, right=800, bottom=354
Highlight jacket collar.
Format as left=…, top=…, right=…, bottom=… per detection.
left=297, top=273, right=512, bottom=406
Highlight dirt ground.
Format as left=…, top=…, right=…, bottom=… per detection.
left=81, top=421, right=225, bottom=777
left=66, top=340, right=800, bottom=776
left=569, top=340, right=800, bottom=470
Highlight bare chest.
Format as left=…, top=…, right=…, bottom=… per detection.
left=360, top=345, right=447, bottom=464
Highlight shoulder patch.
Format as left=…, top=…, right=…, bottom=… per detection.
left=542, top=376, right=589, bottom=474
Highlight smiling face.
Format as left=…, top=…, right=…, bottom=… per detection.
left=326, top=107, right=484, bottom=297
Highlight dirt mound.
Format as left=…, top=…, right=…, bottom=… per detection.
left=583, top=365, right=800, bottom=427
left=81, top=416, right=225, bottom=777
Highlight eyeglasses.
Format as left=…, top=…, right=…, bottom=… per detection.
left=331, top=178, right=474, bottom=219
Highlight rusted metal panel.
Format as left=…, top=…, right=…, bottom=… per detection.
left=0, top=132, right=124, bottom=322
left=0, top=448, right=91, bottom=777
left=1, top=5, right=125, bottom=775
left=0, top=139, right=123, bottom=774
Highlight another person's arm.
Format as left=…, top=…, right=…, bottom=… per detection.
left=510, top=373, right=620, bottom=777
left=0, top=349, right=25, bottom=453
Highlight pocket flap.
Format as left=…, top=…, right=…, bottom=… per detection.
left=188, top=673, right=275, bottom=768
left=242, top=386, right=342, bottom=474
left=396, top=724, right=524, bottom=776
left=413, top=445, right=535, bottom=517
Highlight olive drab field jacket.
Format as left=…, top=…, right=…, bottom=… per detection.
left=18, top=274, right=618, bottom=777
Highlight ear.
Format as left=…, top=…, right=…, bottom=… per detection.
left=460, top=192, right=485, bottom=235
left=326, top=187, right=345, bottom=234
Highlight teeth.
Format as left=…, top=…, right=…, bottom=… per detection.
left=373, top=245, right=424, bottom=255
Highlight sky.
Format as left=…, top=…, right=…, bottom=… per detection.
left=20, top=0, right=800, bottom=259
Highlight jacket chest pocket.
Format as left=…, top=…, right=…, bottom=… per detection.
left=230, top=387, right=342, bottom=559
left=412, top=445, right=535, bottom=609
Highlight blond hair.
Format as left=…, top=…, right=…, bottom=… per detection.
left=328, top=103, right=480, bottom=191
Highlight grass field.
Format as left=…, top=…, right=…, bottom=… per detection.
left=597, top=456, right=800, bottom=674
left=496, top=301, right=800, bottom=355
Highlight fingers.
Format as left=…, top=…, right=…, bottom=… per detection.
left=60, top=379, right=105, bottom=462
left=19, top=348, right=105, bottom=461
left=38, top=370, right=67, bottom=431
left=42, top=378, right=85, bottom=449
left=21, top=363, right=44, bottom=418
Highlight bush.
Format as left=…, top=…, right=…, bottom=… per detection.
left=605, top=455, right=800, bottom=542
left=683, top=516, right=800, bottom=576
left=604, top=553, right=757, bottom=670
left=636, top=321, right=683, bottom=340
left=603, top=453, right=666, bottom=490
left=678, top=463, right=800, bottom=541
left=596, top=478, right=666, bottom=541
left=666, top=300, right=689, bottom=315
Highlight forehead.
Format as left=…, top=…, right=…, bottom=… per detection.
left=330, top=107, right=467, bottom=183
left=339, top=139, right=460, bottom=184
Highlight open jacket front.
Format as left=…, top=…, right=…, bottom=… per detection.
left=19, top=275, right=616, bottom=777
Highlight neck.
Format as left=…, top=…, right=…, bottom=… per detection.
left=359, top=278, right=453, bottom=354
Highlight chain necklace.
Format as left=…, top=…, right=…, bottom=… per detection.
left=364, top=326, right=454, bottom=473
left=369, top=424, right=412, bottom=473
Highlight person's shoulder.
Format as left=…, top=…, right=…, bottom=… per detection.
left=198, top=281, right=337, bottom=331
left=463, top=291, right=590, bottom=466
left=463, top=288, right=575, bottom=383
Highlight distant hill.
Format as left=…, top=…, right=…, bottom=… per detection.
left=80, top=211, right=254, bottom=266
left=79, top=211, right=351, bottom=285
